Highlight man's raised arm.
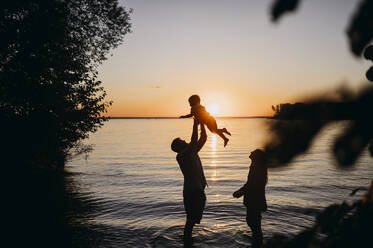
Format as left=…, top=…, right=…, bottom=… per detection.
left=189, top=118, right=199, bottom=150
left=179, top=119, right=199, bottom=156
left=197, top=123, right=207, bottom=152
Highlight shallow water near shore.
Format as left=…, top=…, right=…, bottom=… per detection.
left=66, top=118, right=373, bottom=247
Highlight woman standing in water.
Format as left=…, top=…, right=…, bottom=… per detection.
left=233, top=149, right=268, bottom=247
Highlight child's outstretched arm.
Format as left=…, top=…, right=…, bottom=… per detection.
left=179, top=113, right=193, bottom=118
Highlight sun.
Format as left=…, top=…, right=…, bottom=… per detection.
left=206, top=103, right=220, bottom=116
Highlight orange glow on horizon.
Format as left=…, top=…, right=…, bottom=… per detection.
left=105, top=86, right=278, bottom=117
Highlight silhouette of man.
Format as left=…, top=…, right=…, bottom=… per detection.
left=171, top=118, right=207, bottom=243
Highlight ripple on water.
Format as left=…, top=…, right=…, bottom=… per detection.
left=67, top=119, right=373, bottom=247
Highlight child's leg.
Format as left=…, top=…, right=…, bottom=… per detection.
left=219, top=128, right=231, bottom=136
left=206, top=119, right=218, bottom=133
left=206, top=119, right=229, bottom=146
left=216, top=129, right=229, bottom=147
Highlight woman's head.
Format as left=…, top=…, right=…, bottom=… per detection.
left=249, top=149, right=268, bottom=185
left=249, top=149, right=266, bottom=164
left=188, top=95, right=201, bottom=106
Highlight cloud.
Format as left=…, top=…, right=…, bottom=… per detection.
left=144, top=85, right=163, bottom=89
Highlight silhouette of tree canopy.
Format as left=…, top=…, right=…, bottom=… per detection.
left=0, top=0, right=131, bottom=169
left=270, top=0, right=373, bottom=57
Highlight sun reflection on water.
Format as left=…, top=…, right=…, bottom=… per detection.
left=210, top=133, right=217, bottom=150
left=210, top=134, right=217, bottom=182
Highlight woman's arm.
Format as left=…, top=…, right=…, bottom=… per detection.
left=233, top=183, right=248, bottom=198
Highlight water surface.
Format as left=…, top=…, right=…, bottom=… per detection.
left=67, top=119, right=373, bottom=247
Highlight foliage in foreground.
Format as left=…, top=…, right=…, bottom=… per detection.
left=270, top=0, right=373, bottom=57
left=265, top=1, right=373, bottom=167
left=264, top=181, right=373, bottom=248
left=265, top=1, right=373, bottom=247
left=263, top=86, right=373, bottom=247
left=0, top=0, right=131, bottom=169
left=266, top=86, right=373, bottom=167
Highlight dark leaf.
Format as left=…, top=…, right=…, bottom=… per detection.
left=270, top=0, right=300, bottom=22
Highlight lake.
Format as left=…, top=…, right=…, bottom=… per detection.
left=66, top=118, right=373, bottom=247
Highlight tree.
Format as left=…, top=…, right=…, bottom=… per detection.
left=0, top=0, right=131, bottom=169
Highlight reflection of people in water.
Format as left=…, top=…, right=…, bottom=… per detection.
left=171, top=118, right=207, bottom=244
left=180, top=94, right=231, bottom=147
left=233, top=149, right=268, bottom=247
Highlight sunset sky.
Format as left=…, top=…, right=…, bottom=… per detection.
left=98, top=0, right=370, bottom=117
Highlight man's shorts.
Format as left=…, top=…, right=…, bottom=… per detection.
left=183, top=189, right=206, bottom=224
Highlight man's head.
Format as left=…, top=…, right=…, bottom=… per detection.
left=249, top=149, right=266, bottom=164
left=171, top=137, right=188, bottom=153
left=188, top=94, right=201, bottom=107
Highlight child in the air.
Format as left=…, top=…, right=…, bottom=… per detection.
left=180, top=94, right=231, bottom=147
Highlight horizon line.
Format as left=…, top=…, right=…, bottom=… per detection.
left=106, top=116, right=272, bottom=119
